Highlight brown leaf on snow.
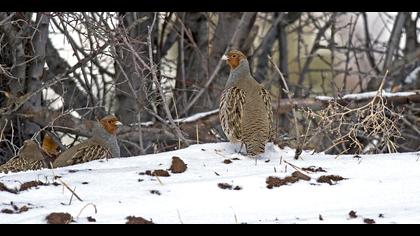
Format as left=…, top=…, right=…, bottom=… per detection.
left=46, top=212, right=73, bottom=224
left=302, top=166, right=327, bottom=173
left=266, top=176, right=299, bottom=189
left=363, top=218, right=376, bottom=224
left=0, top=182, right=17, bottom=194
left=126, top=216, right=154, bottom=224
left=169, top=156, right=187, bottom=173
left=317, top=175, right=346, bottom=185
left=19, top=181, right=45, bottom=191
left=217, top=183, right=242, bottom=190
left=349, top=210, right=358, bottom=219
left=291, top=171, right=311, bottom=181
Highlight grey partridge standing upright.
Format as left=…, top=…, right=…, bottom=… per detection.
left=219, top=50, right=273, bottom=156
left=0, top=140, right=46, bottom=173
left=52, top=115, right=122, bottom=168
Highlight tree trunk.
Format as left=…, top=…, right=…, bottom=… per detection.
left=210, top=12, right=257, bottom=91
left=0, top=12, right=50, bottom=162
left=174, top=12, right=210, bottom=115
left=114, top=12, right=155, bottom=125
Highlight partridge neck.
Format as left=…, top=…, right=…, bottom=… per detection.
left=92, top=122, right=120, bottom=157
left=225, top=59, right=253, bottom=89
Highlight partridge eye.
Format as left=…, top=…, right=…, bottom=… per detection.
left=232, top=55, right=237, bottom=58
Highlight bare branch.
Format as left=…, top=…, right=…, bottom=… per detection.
left=180, top=12, right=254, bottom=116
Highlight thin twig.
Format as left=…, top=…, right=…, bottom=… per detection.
left=196, top=123, right=199, bottom=144
left=57, top=178, right=83, bottom=202
left=180, top=13, right=251, bottom=116
left=147, top=12, right=188, bottom=146
left=268, top=56, right=302, bottom=159
left=177, top=209, right=184, bottom=224
left=231, top=207, right=239, bottom=224
left=76, top=203, right=98, bottom=219
left=154, top=174, right=164, bottom=185
left=283, top=160, right=309, bottom=174
left=214, top=150, right=230, bottom=159
left=68, top=187, right=76, bottom=205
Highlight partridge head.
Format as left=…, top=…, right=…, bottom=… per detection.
left=222, top=50, right=247, bottom=70
left=98, top=115, right=123, bottom=136
left=42, top=133, right=61, bottom=159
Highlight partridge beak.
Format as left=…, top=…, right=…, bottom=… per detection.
left=221, top=55, right=229, bottom=61
left=115, top=121, right=123, bottom=126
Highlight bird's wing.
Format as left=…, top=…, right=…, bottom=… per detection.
left=259, top=87, right=273, bottom=139
left=0, top=158, right=21, bottom=173
left=67, top=144, right=112, bottom=165
left=219, top=86, right=246, bottom=142
left=0, top=158, right=44, bottom=173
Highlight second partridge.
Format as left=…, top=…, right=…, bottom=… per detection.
left=0, top=134, right=62, bottom=173
left=0, top=140, right=46, bottom=173
left=52, top=115, right=122, bottom=168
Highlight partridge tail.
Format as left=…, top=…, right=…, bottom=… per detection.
left=245, top=134, right=266, bottom=156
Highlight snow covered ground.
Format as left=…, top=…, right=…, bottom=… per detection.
left=1, top=142, right=420, bottom=224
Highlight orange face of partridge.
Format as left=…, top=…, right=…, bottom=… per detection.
left=222, top=50, right=247, bottom=70
left=100, top=115, right=123, bottom=135
left=42, top=134, right=60, bottom=157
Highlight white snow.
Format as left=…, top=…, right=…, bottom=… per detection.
left=139, top=121, right=155, bottom=127
left=316, top=90, right=420, bottom=102
left=173, top=109, right=219, bottom=123
left=134, top=109, right=220, bottom=127
left=404, top=66, right=420, bottom=84
left=1, top=142, right=420, bottom=224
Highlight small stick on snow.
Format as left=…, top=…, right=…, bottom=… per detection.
left=196, top=123, right=199, bottom=144
left=334, top=148, right=351, bottom=159
left=68, top=187, right=76, bottom=205
left=154, top=175, right=164, bottom=186
left=76, top=203, right=97, bottom=220
left=268, top=55, right=302, bottom=160
left=283, top=160, right=309, bottom=174
left=231, top=207, right=239, bottom=224
left=57, top=178, right=83, bottom=202
left=215, top=150, right=229, bottom=159
left=177, top=209, right=184, bottom=224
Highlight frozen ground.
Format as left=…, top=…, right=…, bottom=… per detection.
left=1, top=142, right=420, bottom=224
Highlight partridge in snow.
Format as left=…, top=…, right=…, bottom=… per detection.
left=219, top=50, right=273, bottom=156
left=0, top=134, right=62, bottom=173
left=0, top=140, right=46, bottom=173
left=52, top=115, right=122, bottom=168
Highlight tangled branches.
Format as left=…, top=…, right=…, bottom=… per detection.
left=307, top=72, right=402, bottom=154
